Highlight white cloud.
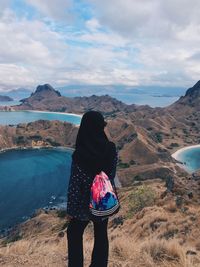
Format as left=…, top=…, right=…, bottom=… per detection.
left=85, top=18, right=100, bottom=32
left=0, top=0, right=200, bottom=91
left=0, top=64, right=34, bottom=90
left=88, top=0, right=200, bottom=40
left=83, top=0, right=200, bottom=87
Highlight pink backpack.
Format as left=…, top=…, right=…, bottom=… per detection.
left=89, top=171, right=120, bottom=220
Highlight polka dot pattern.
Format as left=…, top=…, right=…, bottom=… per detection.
left=66, top=152, right=118, bottom=221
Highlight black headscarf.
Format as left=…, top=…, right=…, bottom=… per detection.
left=72, top=111, right=116, bottom=176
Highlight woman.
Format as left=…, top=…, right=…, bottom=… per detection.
left=66, top=111, right=118, bottom=267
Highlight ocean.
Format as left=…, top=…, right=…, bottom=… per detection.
left=0, top=86, right=185, bottom=109
left=0, top=148, right=72, bottom=231
left=174, top=147, right=200, bottom=173
left=0, top=110, right=81, bottom=126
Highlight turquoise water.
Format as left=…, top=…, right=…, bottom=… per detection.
left=176, top=147, right=200, bottom=173
left=110, top=93, right=179, bottom=107
left=0, top=110, right=81, bottom=125
left=0, top=148, right=72, bottom=230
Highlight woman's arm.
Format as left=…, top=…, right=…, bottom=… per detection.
left=66, top=163, right=83, bottom=217
left=106, top=143, right=118, bottom=181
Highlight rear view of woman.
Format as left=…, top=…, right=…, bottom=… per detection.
left=66, top=111, right=118, bottom=267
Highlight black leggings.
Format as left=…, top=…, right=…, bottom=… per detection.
left=67, top=217, right=109, bottom=267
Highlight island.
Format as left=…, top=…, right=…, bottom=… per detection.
left=0, top=95, right=13, bottom=101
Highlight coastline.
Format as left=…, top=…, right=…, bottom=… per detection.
left=171, top=144, right=200, bottom=173
left=0, top=145, right=74, bottom=238
left=23, top=109, right=83, bottom=118
left=0, top=108, right=83, bottom=117
left=0, top=145, right=74, bottom=154
left=171, top=144, right=200, bottom=161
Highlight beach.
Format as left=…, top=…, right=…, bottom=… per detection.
left=25, top=109, right=83, bottom=118
left=171, top=144, right=200, bottom=161
left=172, top=144, right=200, bottom=173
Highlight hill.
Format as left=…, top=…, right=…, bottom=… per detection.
left=0, top=95, right=13, bottom=101
left=14, top=84, right=127, bottom=114
left=2, top=81, right=200, bottom=186
left=1, top=177, right=200, bottom=266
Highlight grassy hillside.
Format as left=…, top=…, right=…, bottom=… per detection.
left=1, top=178, right=200, bottom=267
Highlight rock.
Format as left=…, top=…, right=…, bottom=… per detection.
left=186, top=250, right=197, bottom=256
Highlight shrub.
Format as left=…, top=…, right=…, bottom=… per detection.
left=57, top=209, right=67, bottom=218
left=126, top=185, right=156, bottom=218
left=3, top=232, right=22, bottom=245
left=154, top=132, right=163, bottom=143
left=129, top=160, right=136, bottom=165
left=147, top=127, right=153, bottom=131
left=170, top=143, right=179, bottom=147
left=134, top=175, right=142, bottom=180
left=118, top=162, right=130, bottom=168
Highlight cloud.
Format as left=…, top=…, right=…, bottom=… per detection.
left=25, top=0, right=73, bottom=21
left=87, top=0, right=200, bottom=40
left=0, top=0, right=200, bottom=92
left=83, top=0, right=200, bottom=87
left=0, top=64, right=34, bottom=90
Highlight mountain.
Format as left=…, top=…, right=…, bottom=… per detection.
left=14, top=84, right=128, bottom=114
left=168, top=80, right=200, bottom=109
left=0, top=95, right=13, bottom=101
left=4, top=80, right=200, bottom=186
left=2, top=88, right=32, bottom=100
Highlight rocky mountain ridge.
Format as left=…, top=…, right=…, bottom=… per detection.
left=13, top=84, right=128, bottom=114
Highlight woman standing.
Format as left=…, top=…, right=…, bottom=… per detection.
left=66, top=111, right=118, bottom=267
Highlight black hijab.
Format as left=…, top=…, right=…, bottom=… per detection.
left=72, top=111, right=116, bottom=176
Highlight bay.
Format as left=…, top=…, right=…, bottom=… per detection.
left=0, top=148, right=72, bottom=230
left=0, top=110, right=81, bottom=125
left=173, top=146, right=200, bottom=173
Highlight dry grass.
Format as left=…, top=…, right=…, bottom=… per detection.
left=1, top=213, right=200, bottom=267
left=1, top=181, right=200, bottom=267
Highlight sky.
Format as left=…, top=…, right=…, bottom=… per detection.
left=0, top=0, right=200, bottom=92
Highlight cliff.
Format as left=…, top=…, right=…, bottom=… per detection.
left=0, top=120, right=78, bottom=150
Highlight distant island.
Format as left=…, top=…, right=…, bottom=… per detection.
left=0, top=95, right=13, bottom=101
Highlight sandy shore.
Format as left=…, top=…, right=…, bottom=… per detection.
left=171, top=144, right=200, bottom=161
left=0, top=145, right=74, bottom=154
left=18, top=110, right=83, bottom=117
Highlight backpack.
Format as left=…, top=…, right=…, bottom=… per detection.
left=89, top=171, right=120, bottom=221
